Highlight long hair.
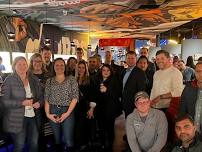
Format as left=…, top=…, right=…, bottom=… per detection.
left=77, top=60, right=90, bottom=85
left=100, top=64, right=113, bottom=80
left=52, top=58, right=67, bottom=76
left=186, top=56, right=195, bottom=69
left=28, top=53, right=47, bottom=73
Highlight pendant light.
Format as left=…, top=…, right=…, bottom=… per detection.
left=87, top=19, right=92, bottom=50
left=7, top=0, right=15, bottom=42
left=70, top=12, right=75, bottom=48
left=44, top=4, right=51, bottom=46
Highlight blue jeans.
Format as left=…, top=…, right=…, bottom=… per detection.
left=49, top=105, right=75, bottom=147
left=11, top=117, right=39, bottom=152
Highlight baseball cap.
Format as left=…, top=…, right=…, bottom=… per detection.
left=134, top=91, right=149, bottom=102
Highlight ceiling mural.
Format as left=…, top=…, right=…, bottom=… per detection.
left=0, top=0, right=202, bottom=39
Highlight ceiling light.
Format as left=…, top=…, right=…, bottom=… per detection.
left=168, top=39, right=178, bottom=44
left=44, top=38, right=51, bottom=46
left=71, top=41, right=75, bottom=47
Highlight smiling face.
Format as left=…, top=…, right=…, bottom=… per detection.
left=126, top=54, right=136, bottom=68
left=102, top=66, right=111, bottom=79
left=54, top=59, right=65, bottom=75
left=175, top=119, right=196, bottom=143
left=15, top=58, right=28, bottom=76
left=78, top=63, right=86, bottom=77
left=135, top=97, right=150, bottom=115
left=42, top=49, right=52, bottom=64
left=137, top=58, right=148, bottom=71
left=32, top=56, right=43, bottom=71
left=156, top=53, right=170, bottom=70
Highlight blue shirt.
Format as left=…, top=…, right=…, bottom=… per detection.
left=123, top=66, right=135, bottom=90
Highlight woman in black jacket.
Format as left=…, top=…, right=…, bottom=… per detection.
left=2, top=56, right=43, bottom=152
left=95, top=64, right=122, bottom=152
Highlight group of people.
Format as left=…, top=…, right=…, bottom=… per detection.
left=0, top=45, right=202, bottom=152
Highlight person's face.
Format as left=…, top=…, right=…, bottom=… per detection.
left=69, top=59, right=77, bottom=70
left=32, top=56, right=43, bottom=71
left=140, top=48, right=149, bottom=57
left=54, top=60, right=65, bottom=75
left=135, top=97, right=150, bottom=114
left=15, top=59, right=28, bottom=75
left=105, top=51, right=112, bottom=63
left=175, top=119, right=196, bottom=143
left=77, top=50, right=83, bottom=60
left=156, top=53, right=170, bottom=70
left=137, top=58, right=148, bottom=71
left=102, top=66, right=111, bottom=79
left=42, top=50, right=52, bottom=63
left=195, top=64, right=202, bottom=82
left=178, top=61, right=185, bottom=71
left=78, top=63, right=86, bottom=76
left=88, top=58, right=97, bottom=70
left=126, top=54, right=136, bottom=68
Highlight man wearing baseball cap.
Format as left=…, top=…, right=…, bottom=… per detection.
left=126, top=91, right=168, bottom=152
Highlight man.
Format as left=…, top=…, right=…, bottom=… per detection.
left=41, top=46, right=53, bottom=75
left=122, top=51, right=146, bottom=117
left=126, top=91, right=168, bottom=152
left=172, top=114, right=202, bottom=152
left=140, top=47, right=156, bottom=73
left=88, top=56, right=98, bottom=76
left=137, top=55, right=154, bottom=95
left=150, top=50, right=183, bottom=111
left=178, top=59, right=195, bottom=84
left=179, top=62, right=202, bottom=134
left=76, top=47, right=84, bottom=62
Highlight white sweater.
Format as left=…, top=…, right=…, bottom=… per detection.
left=150, top=66, right=183, bottom=109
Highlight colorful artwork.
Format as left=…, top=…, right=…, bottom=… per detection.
left=0, top=0, right=202, bottom=39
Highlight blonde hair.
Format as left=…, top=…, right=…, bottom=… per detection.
left=28, top=53, right=47, bottom=73
left=77, top=60, right=90, bottom=85
left=12, top=56, right=27, bottom=73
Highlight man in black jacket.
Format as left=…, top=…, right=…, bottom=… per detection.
left=122, top=51, right=146, bottom=117
left=172, top=114, right=202, bottom=152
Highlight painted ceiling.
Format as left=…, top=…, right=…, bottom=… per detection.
left=0, top=0, right=202, bottom=39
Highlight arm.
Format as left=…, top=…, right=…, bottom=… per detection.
left=126, top=115, right=142, bottom=152
left=170, top=70, right=183, bottom=97
left=2, top=77, right=23, bottom=108
left=147, top=112, right=168, bottom=152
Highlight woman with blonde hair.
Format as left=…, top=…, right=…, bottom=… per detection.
left=1, top=56, right=43, bottom=152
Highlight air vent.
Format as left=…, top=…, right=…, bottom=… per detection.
left=138, top=5, right=160, bottom=9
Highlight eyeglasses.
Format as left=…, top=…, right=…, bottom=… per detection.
left=33, top=60, right=42, bottom=63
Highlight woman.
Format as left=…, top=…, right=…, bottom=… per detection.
left=45, top=58, right=79, bottom=151
left=1, top=56, right=43, bottom=152
left=74, top=60, right=95, bottom=150
left=29, top=53, right=50, bottom=151
left=29, top=53, right=49, bottom=87
left=186, top=56, right=195, bottom=69
left=95, top=64, right=122, bottom=152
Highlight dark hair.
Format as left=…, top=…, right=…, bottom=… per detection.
left=41, top=46, right=51, bottom=52
left=178, top=59, right=185, bottom=64
left=156, top=50, right=170, bottom=58
left=101, top=64, right=113, bottom=78
left=195, top=61, right=202, bottom=67
left=53, top=58, right=67, bottom=76
left=137, top=55, right=149, bottom=64
left=77, top=47, right=83, bottom=52
left=126, top=51, right=137, bottom=57
left=0, top=56, right=2, bottom=61
left=198, top=56, right=202, bottom=62
left=175, top=114, right=194, bottom=125
left=186, top=56, right=195, bottom=69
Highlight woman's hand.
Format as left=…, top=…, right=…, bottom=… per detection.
left=87, top=107, right=94, bottom=119
left=100, top=84, right=107, bottom=93
left=22, top=99, right=33, bottom=106
left=33, top=102, right=40, bottom=109
left=58, top=112, right=69, bottom=123
left=47, top=113, right=58, bottom=123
